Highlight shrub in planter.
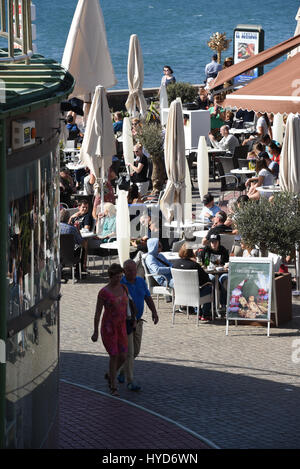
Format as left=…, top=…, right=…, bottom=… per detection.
left=233, top=192, right=300, bottom=258
left=166, top=82, right=197, bottom=106
left=137, top=122, right=166, bottom=194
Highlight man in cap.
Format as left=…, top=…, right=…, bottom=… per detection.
left=200, top=233, right=229, bottom=315
left=199, top=193, right=221, bottom=225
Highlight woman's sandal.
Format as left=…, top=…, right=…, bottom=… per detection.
left=110, top=387, right=120, bottom=397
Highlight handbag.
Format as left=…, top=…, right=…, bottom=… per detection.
left=117, top=173, right=130, bottom=191
left=122, top=286, right=138, bottom=335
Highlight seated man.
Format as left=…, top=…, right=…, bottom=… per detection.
left=113, top=111, right=123, bottom=134
left=199, top=193, right=220, bottom=225
left=68, top=199, right=92, bottom=231
left=200, top=234, right=229, bottom=313
left=66, top=114, right=83, bottom=144
left=145, top=238, right=174, bottom=288
left=208, top=125, right=239, bottom=155
left=60, top=208, right=87, bottom=277
left=202, top=210, right=232, bottom=246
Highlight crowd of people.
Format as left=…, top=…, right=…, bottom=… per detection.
left=59, top=63, right=290, bottom=397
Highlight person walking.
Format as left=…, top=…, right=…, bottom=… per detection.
left=118, top=259, right=159, bottom=391
left=91, top=264, right=129, bottom=397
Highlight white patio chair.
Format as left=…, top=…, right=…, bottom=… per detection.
left=141, top=254, right=173, bottom=308
left=219, top=233, right=235, bottom=253
left=171, top=268, right=214, bottom=326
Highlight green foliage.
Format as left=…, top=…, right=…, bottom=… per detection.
left=234, top=192, right=300, bottom=257
left=136, top=122, right=164, bottom=160
left=166, top=82, right=197, bottom=106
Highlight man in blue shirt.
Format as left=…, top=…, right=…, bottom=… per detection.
left=205, top=54, right=222, bottom=81
left=119, top=259, right=159, bottom=391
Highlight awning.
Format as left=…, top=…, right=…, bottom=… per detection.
left=222, top=52, right=300, bottom=114
left=210, top=33, right=300, bottom=90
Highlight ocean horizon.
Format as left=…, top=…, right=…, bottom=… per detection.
left=33, top=0, right=298, bottom=90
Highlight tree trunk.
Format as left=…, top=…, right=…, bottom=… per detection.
left=151, top=154, right=167, bottom=195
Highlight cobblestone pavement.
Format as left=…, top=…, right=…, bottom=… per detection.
left=59, top=262, right=300, bottom=450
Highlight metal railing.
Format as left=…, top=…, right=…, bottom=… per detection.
left=0, top=0, right=33, bottom=63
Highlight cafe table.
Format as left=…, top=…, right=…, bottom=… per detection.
left=230, top=168, right=256, bottom=176
left=256, top=185, right=281, bottom=194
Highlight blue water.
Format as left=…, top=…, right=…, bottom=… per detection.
left=33, top=0, right=297, bottom=89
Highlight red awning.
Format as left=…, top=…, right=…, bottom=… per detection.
left=210, top=33, right=300, bottom=90
left=222, top=52, right=300, bottom=114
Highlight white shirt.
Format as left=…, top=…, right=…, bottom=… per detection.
left=256, top=116, right=268, bottom=136
left=211, top=134, right=239, bottom=154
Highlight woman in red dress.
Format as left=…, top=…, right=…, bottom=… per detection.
left=91, top=264, right=128, bottom=396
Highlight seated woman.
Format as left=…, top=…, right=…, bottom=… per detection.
left=172, top=243, right=212, bottom=322
left=127, top=183, right=144, bottom=205
left=88, top=203, right=117, bottom=257
left=96, top=202, right=117, bottom=242
left=245, top=158, right=275, bottom=200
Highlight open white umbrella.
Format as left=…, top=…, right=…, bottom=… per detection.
left=197, top=136, right=209, bottom=201
left=125, top=34, right=147, bottom=118
left=160, top=83, right=169, bottom=127
left=160, top=98, right=186, bottom=223
left=80, top=85, right=116, bottom=206
left=116, top=190, right=131, bottom=266
left=122, top=117, right=134, bottom=168
left=62, top=0, right=116, bottom=103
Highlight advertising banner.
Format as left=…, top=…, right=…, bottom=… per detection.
left=233, top=26, right=264, bottom=85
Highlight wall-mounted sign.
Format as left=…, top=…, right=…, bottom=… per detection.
left=233, top=24, right=264, bottom=85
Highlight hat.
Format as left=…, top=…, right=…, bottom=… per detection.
left=209, top=234, right=220, bottom=242
left=212, top=54, right=218, bottom=60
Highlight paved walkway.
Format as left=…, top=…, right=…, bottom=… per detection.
left=58, top=185, right=300, bottom=450
left=58, top=263, right=300, bottom=450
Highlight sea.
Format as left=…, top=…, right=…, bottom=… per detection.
left=30, top=0, right=299, bottom=89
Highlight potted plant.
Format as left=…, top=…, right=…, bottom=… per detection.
left=136, top=122, right=166, bottom=195
left=166, top=82, right=197, bottom=106
left=234, top=192, right=300, bottom=258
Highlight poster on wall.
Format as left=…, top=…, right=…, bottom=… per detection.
left=233, top=25, right=264, bottom=85
left=226, top=258, right=273, bottom=336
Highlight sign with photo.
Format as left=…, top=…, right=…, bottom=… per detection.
left=226, top=258, right=273, bottom=335
left=233, top=25, right=264, bottom=85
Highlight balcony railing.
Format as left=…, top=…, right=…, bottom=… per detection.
left=0, top=0, right=33, bottom=63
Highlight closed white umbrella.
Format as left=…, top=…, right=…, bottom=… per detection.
left=160, top=98, right=186, bottom=223
left=125, top=34, right=147, bottom=118
left=160, top=83, right=169, bottom=127
left=197, top=136, right=209, bottom=201
left=184, top=158, right=193, bottom=223
left=272, top=113, right=284, bottom=146
left=279, top=113, right=300, bottom=293
left=116, top=190, right=131, bottom=266
left=122, top=117, right=134, bottom=168
left=80, top=85, right=116, bottom=205
left=62, top=0, right=116, bottom=102
left=279, top=113, right=300, bottom=193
